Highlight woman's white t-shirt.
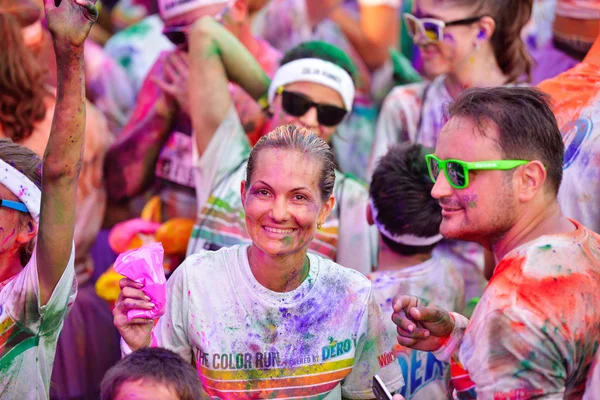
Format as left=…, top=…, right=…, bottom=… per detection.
left=0, top=245, right=76, bottom=399
left=155, top=244, right=405, bottom=398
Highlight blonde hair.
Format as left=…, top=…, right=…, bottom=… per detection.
left=246, top=125, right=336, bottom=202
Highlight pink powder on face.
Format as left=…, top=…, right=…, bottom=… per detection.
left=1, top=229, right=16, bottom=246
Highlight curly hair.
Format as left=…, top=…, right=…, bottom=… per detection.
left=0, top=5, right=48, bottom=142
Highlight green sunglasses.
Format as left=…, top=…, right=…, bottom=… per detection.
left=425, top=154, right=529, bottom=189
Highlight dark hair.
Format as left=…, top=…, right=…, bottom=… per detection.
left=0, top=4, right=48, bottom=141
left=0, top=138, right=41, bottom=265
left=246, top=125, right=336, bottom=202
left=280, top=41, right=358, bottom=85
left=451, top=0, right=533, bottom=82
left=447, top=86, right=564, bottom=195
left=370, top=143, right=441, bottom=256
left=100, top=348, right=203, bottom=400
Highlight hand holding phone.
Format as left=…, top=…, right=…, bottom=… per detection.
left=372, top=374, right=393, bottom=400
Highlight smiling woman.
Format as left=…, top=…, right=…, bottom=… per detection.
left=242, top=126, right=336, bottom=269
left=114, top=126, right=405, bottom=398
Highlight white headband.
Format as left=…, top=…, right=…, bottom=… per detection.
left=158, top=0, right=229, bottom=20
left=370, top=198, right=443, bottom=247
left=0, top=159, right=41, bottom=223
left=268, top=58, right=355, bottom=113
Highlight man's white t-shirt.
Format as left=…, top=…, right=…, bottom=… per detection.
left=154, top=244, right=405, bottom=398
left=0, top=245, right=76, bottom=399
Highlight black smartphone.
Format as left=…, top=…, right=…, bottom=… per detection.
left=372, top=374, right=393, bottom=400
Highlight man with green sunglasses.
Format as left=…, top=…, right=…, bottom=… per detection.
left=391, top=86, right=600, bottom=399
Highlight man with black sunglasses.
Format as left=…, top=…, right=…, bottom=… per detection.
left=391, top=86, right=600, bottom=398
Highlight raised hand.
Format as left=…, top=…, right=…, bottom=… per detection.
left=391, top=295, right=455, bottom=352
left=43, top=0, right=98, bottom=48
left=113, top=278, right=155, bottom=351
left=151, top=51, right=191, bottom=115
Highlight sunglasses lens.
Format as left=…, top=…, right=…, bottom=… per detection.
left=317, top=105, right=347, bottom=127
left=404, top=16, right=418, bottom=37
left=422, top=21, right=441, bottom=42
left=447, top=162, right=467, bottom=187
left=427, top=157, right=440, bottom=182
left=281, top=91, right=312, bottom=117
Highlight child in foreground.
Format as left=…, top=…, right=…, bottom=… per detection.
left=101, top=347, right=203, bottom=400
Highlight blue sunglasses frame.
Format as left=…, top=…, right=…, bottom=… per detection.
left=1, top=199, right=28, bottom=213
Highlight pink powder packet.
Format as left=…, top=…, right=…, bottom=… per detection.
left=114, top=242, right=167, bottom=321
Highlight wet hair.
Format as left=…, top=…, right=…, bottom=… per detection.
left=450, top=0, right=533, bottom=82
left=0, top=138, right=41, bottom=265
left=280, top=41, right=358, bottom=85
left=447, top=86, right=564, bottom=195
left=100, top=348, right=203, bottom=400
left=246, top=125, right=336, bottom=203
left=370, top=143, right=441, bottom=256
left=0, top=4, right=48, bottom=141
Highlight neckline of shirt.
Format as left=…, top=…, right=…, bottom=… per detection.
left=235, top=244, right=321, bottom=307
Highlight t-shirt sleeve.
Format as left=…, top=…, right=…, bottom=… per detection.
left=341, top=288, right=404, bottom=399
left=461, top=306, right=567, bottom=398
left=154, top=258, right=193, bottom=363
left=192, top=105, right=251, bottom=213
left=1, top=243, right=76, bottom=335
left=336, top=178, right=378, bottom=276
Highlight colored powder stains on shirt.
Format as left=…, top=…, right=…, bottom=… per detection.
left=368, top=255, right=465, bottom=399
left=155, top=245, right=404, bottom=398
left=456, top=220, right=600, bottom=398
left=0, top=246, right=76, bottom=399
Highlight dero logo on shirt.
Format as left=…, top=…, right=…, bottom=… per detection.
left=322, top=336, right=353, bottom=361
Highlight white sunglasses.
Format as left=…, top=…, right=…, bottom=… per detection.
left=403, top=13, right=484, bottom=44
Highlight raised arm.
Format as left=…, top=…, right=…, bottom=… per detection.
left=307, top=0, right=399, bottom=71
left=38, top=0, right=97, bottom=305
left=188, top=16, right=271, bottom=155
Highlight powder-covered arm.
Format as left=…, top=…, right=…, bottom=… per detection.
left=326, top=1, right=399, bottom=71
left=188, top=16, right=271, bottom=156
left=37, top=0, right=97, bottom=306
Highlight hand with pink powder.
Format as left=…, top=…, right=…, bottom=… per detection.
left=113, top=277, right=155, bottom=350
left=113, top=244, right=167, bottom=350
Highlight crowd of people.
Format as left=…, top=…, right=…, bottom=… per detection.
left=0, top=0, right=599, bottom=399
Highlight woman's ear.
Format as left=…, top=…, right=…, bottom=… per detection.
left=317, top=195, right=335, bottom=227
left=477, top=16, right=496, bottom=44
left=240, top=180, right=248, bottom=208
left=16, top=216, right=37, bottom=245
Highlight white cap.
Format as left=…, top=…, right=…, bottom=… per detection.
left=158, top=0, right=229, bottom=21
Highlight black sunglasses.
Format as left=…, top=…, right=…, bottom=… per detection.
left=279, top=88, right=348, bottom=127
